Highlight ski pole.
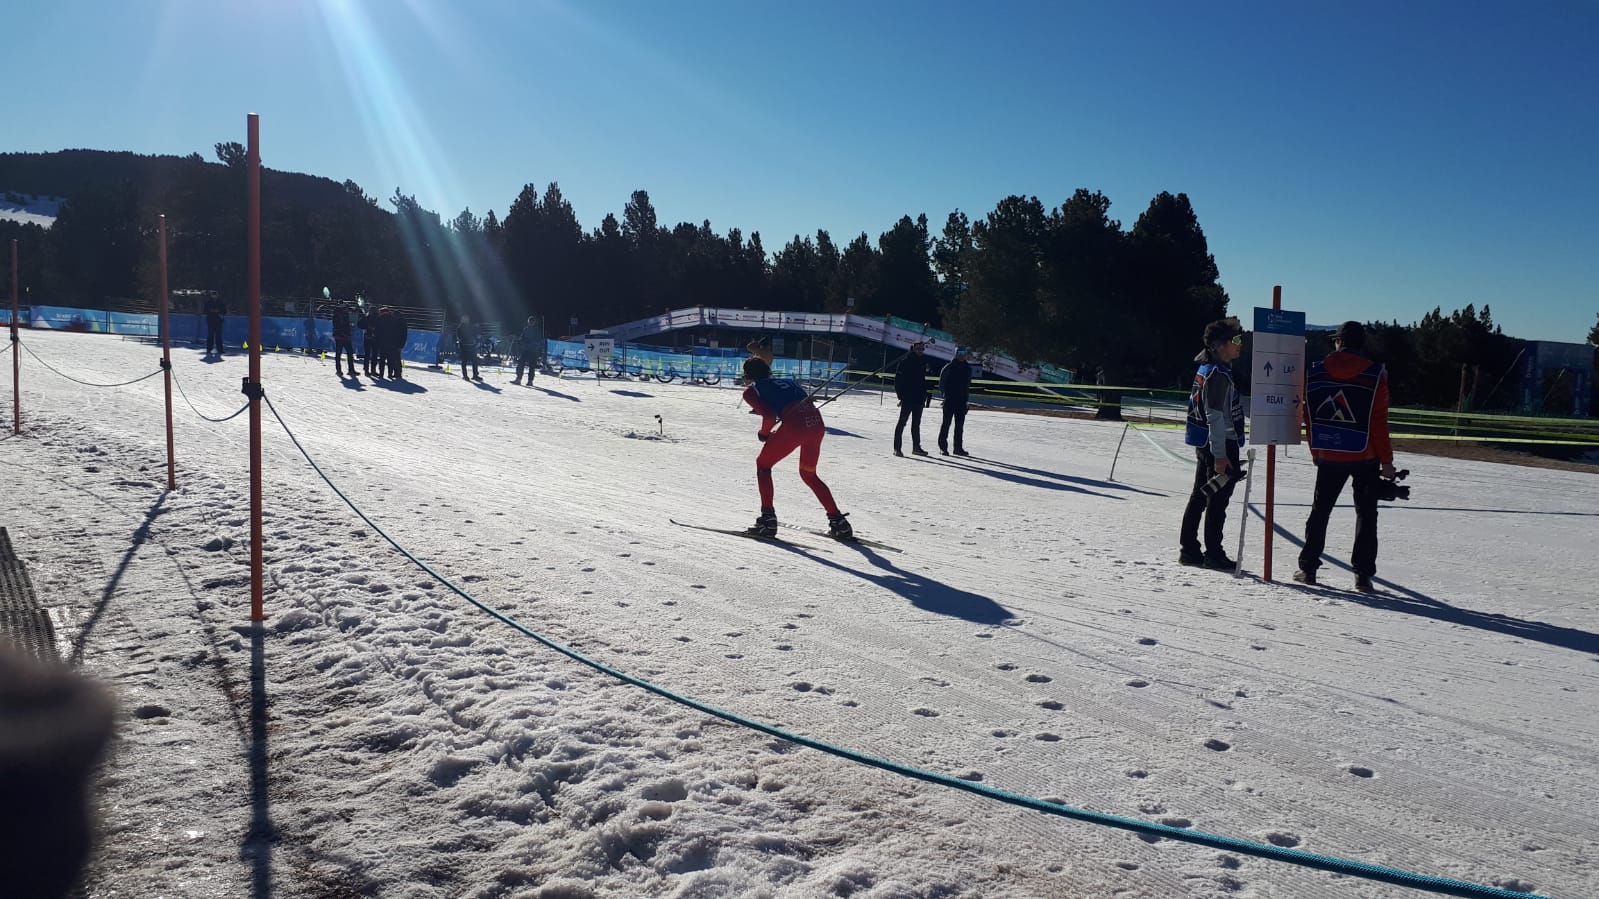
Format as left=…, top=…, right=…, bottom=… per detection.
left=1233, top=447, right=1257, bottom=578
left=812, top=350, right=909, bottom=411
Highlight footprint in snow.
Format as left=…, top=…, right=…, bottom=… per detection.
left=911, top=708, right=940, bottom=717
left=1137, top=637, right=1158, bottom=646
left=1346, top=765, right=1375, bottom=778
left=1025, top=674, right=1052, bottom=683
left=1204, top=739, right=1231, bottom=752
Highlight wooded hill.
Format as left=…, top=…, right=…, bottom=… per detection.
left=1, top=148, right=1592, bottom=411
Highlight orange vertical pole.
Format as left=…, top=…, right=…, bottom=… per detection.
left=1264, top=285, right=1280, bottom=583
left=10, top=239, right=18, bottom=435
left=247, top=114, right=265, bottom=622
left=158, top=216, right=176, bottom=491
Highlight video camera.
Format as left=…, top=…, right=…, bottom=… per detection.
left=1376, top=468, right=1411, bottom=502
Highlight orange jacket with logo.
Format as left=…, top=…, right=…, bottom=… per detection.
left=1302, top=351, right=1393, bottom=465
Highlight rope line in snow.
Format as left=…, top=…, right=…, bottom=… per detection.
left=258, top=392, right=1550, bottom=899
left=169, top=368, right=249, bottom=423
left=17, top=337, right=164, bottom=388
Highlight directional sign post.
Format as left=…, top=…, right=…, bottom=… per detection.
left=1250, top=294, right=1306, bottom=582
left=1249, top=307, right=1306, bottom=446
left=584, top=332, right=615, bottom=378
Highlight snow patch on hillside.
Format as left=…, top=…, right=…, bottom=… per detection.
left=0, top=192, right=63, bottom=227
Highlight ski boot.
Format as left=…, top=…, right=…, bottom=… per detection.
left=827, top=512, right=854, bottom=541
left=746, top=508, right=778, bottom=538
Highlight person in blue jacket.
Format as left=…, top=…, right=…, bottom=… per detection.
left=1179, top=317, right=1247, bottom=569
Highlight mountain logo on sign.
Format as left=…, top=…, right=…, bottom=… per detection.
left=1316, top=390, right=1356, bottom=423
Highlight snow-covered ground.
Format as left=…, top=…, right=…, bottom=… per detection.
left=0, top=192, right=62, bottom=227
left=1, top=328, right=1594, bottom=899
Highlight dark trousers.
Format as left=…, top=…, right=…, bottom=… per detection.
left=894, top=400, right=924, bottom=451
left=205, top=319, right=223, bottom=354
left=362, top=333, right=378, bottom=373
left=1299, top=459, right=1382, bottom=578
left=460, top=351, right=479, bottom=379
left=515, top=353, right=538, bottom=382
left=387, top=348, right=403, bottom=378
left=1180, top=442, right=1241, bottom=558
left=333, top=337, right=355, bottom=373
left=938, top=402, right=967, bottom=451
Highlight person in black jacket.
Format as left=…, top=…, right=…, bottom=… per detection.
left=384, top=309, right=409, bottom=379
left=456, top=314, right=481, bottom=381
left=358, top=305, right=379, bottom=376
left=893, top=342, right=930, bottom=456
left=202, top=295, right=225, bottom=356
left=937, top=346, right=973, bottom=456
left=330, top=302, right=356, bottom=377
left=513, top=316, right=541, bottom=385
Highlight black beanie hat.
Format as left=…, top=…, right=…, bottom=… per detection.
left=1334, top=320, right=1366, bottom=350
left=742, top=357, right=771, bottom=381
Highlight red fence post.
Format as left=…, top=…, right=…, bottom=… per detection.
left=247, top=114, right=265, bottom=622
left=158, top=216, right=176, bottom=491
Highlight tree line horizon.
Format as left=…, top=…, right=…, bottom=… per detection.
left=1, top=146, right=1594, bottom=412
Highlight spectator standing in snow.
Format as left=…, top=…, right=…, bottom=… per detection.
left=893, top=341, right=930, bottom=457
left=937, top=346, right=973, bottom=456
left=358, top=304, right=379, bottom=376
left=202, top=294, right=225, bottom=356
left=1179, top=317, right=1247, bottom=570
left=330, top=303, right=356, bottom=377
left=513, top=316, right=541, bottom=385
left=1294, top=321, right=1398, bottom=593
left=457, top=314, right=481, bottom=381
left=741, top=342, right=852, bottom=540
left=375, top=307, right=408, bottom=380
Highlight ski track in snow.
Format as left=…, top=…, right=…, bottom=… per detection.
left=1, top=329, right=1594, bottom=899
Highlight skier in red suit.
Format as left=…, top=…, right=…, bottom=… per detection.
left=740, top=343, right=852, bottom=540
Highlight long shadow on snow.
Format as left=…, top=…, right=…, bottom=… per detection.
left=1250, top=505, right=1599, bottom=655
left=610, top=390, right=654, bottom=398
left=532, top=384, right=581, bottom=401
left=338, top=376, right=366, bottom=392
left=1268, top=501, right=1599, bottom=518
left=823, top=426, right=867, bottom=439
left=802, top=542, right=1014, bottom=625
left=241, top=624, right=275, bottom=897
left=914, top=455, right=1122, bottom=499
left=369, top=377, right=427, bottom=394
left=70, top=493, right=166, bottom=666
left=967, top=455, right=1167, bottom=497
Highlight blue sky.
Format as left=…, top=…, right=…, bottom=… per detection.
left=4, top=0, right=1596, bottom=342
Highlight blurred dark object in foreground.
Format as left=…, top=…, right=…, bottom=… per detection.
left=0, top=644, right=116, bottom=899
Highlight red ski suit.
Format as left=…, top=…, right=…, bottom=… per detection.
left=742, top=377, right=840, bottom=515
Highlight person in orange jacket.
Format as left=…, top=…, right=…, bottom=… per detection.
left=1294, top=321, right=1399, bottom=593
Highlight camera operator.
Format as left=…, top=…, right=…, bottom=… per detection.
left=1294, top=321, right=1398, bottom=593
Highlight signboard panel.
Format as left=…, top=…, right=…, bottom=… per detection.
left=584, top=333, right=614, bottom=364
left=1249, top=307, right=1307, bottom=445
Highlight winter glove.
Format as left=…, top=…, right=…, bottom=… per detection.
left=757, top=431, right=770, bottom=442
